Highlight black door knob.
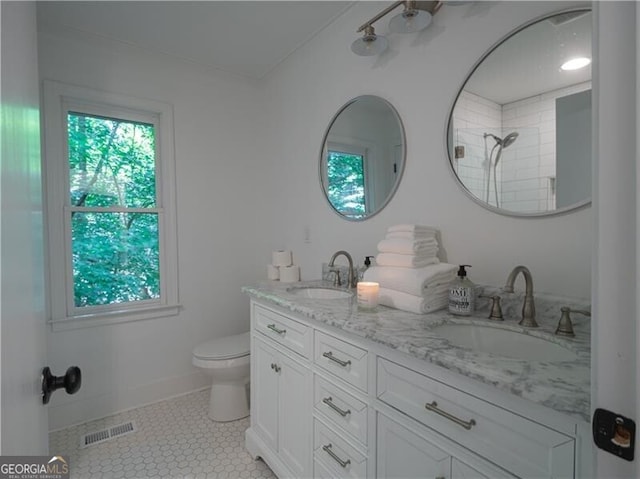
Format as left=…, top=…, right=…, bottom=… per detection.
left=42, top=366, right=82, bottom=405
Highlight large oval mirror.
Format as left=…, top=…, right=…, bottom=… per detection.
left=447, top=8, right=592, bottom=216
left=320, top=95, right=405, bottom=221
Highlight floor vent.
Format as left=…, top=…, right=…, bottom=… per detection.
left=80, top=421, right=137, bottom=448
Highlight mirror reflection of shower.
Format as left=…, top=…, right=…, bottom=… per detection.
left=483, top=132, right=519, bottom=207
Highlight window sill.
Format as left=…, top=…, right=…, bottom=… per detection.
left=48, top=304, right=182, bottom=332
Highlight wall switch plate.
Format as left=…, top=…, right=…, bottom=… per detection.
left=593, top=408, right=635, bottom=461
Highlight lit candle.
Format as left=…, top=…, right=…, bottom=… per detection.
left=357, top=282, right=379, bottom=310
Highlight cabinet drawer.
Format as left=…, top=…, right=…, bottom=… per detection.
left=314, top=374, right=368, bottom=446
left=314, top=418, right=367, bottom=479
left=377, top=358, right=575, bottom=479
left=254, top=304, right=311, bottom=358
left=313, top=457, right=337, bottom=479
left=315, top=331, right=367, bottom=392
left=377, top=413, right=451, bottom=479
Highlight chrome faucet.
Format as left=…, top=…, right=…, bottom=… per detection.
left=328, top=250, right=357, bottom=289
left=503, top=265, right=538, bottom=328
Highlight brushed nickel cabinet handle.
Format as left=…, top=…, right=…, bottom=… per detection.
left=322, top=397, right=351, bottom=417
left=322, top=443, right=351, bottom=468
left=267, top=323, right=286, bottom=335
left=425, top=401, right=476, bottom=430
left=322, top=351, right=351, bottom=367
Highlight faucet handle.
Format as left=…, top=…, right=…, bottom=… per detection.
left=488, top=296, right=504, bottom=321
left=329, top=268, right=342, bottom=287
left=555, top=307, right=590, bottom=337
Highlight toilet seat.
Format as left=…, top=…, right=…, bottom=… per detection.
left=193, top=332, right=250, bottom=360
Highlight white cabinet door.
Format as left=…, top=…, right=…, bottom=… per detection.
left=1, top=1, right=49, bottom=454
left=452, top=458, right=495, bottom=479
left=253, top=334, right=312, bottom=477
left=278, top=351, right=312, bottom=478
left=377, top=414, right=450, bottom=479
left=253, top=337, right=279, bottom=451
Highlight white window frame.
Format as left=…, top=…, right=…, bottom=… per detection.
left=43, top=80, right=180, bottom=331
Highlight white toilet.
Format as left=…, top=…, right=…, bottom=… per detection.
left=192, top=331, right=250, bottom=422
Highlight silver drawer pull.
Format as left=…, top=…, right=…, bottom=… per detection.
left=322, top=443, right=351, bottom=468
left=322, top=351, right=351, bottom=367
left=322, top=397, right=351, bottom=417
left=270, top=363, right=281, bottom=373
left=425, top=401, right=476, bottom=430
left=267, top=323, right=286, bottom=335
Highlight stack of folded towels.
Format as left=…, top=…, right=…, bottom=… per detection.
left=363, top=224, right=458, bottom=314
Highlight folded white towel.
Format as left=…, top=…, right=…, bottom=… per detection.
left=377, top=238, right=438, bottom=255
left=388, top=224, right=438, bottom=235
left=386, top=231, right=436, bottom=240
left=376, top=253, right=440, bottom=268
left=379, top=287, right=448, bottom=314
left=363, top=263, right=457, bottom=296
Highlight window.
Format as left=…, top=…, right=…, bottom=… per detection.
left=327, top=150, right=366, bottom=216
left=44, top=81, right=179, bottom=330
left=326, top=142, right=368, bottom=218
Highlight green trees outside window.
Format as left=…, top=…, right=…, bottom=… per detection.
left=67, top=112, right=160, bottom=307
left=326, top=150, right=366, bottom=217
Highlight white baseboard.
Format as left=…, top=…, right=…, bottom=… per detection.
left=48, top=371, right=210, bottom=432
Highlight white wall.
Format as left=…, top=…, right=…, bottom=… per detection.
left=593, top=2, right=638, bottom=478
left=38, top=27, right=273, bottom=430
left=261, top=1, right=592, bottom=299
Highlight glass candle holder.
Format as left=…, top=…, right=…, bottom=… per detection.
left=357, top=282, right=379, bottom=310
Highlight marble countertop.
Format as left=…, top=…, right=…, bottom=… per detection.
left=242, top=280, right=591, bottom=423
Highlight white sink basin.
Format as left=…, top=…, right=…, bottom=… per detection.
left=289, top=287, right=353, bottom=300
left=433, top=323, right=578, bottom=362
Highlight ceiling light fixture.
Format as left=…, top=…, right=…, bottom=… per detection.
left=351, top=25, right=389, bottom=56
left=352, top=1, right=443, bottom=57
left=561, top=57, right=591, bottom=71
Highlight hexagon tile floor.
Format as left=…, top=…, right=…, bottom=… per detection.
left=49, top=389, right=276, bottom=479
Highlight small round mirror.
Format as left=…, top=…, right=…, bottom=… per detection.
left=320, top=95, right=405, bottom=221
left=447, top=9, right=592, bottom=216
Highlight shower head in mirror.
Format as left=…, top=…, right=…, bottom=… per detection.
left=484, top=132, right=519, bottom=148
left=502, top=132, right=519, bottom=148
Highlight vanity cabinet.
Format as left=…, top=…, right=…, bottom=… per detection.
left=248, top=307, right=312, bottom=479
left=246, top=300, right=585, bottom=479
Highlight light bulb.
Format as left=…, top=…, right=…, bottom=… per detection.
left=389, top=8, right=432, bottom=33
left=351, top=26, right=388, bottom=56
left=561, top=57, right=591, bottom=71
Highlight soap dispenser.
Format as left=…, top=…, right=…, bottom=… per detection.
left=448, top=265, right=475, bottom=316
left=358, top=256, right=374, bottom=281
